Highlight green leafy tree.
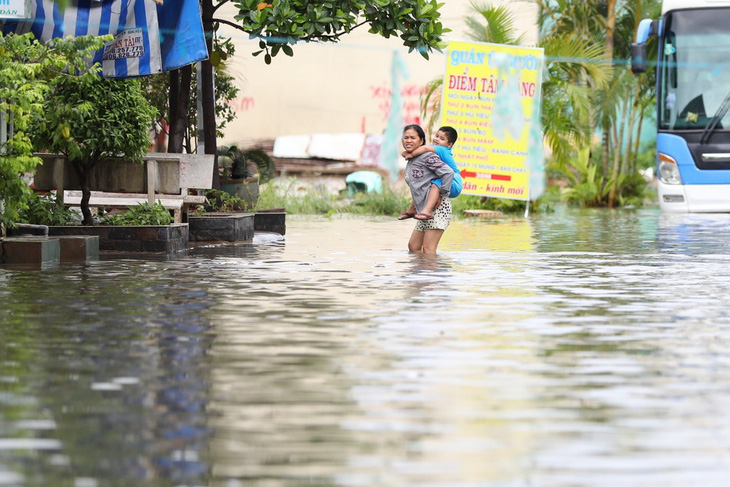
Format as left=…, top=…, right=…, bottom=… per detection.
left=0, top=33, right=104, bottom=228
left=0, top=34, right=47, bottom=228
left=165, top=0, right=449, bottom=187
left=230, top=0, right=448, bottom=62
left=32, top=53, right=157, bottom=225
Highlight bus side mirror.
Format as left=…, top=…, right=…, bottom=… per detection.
left=631, top=18, right=658, bottom=74
left=631, top=43, right=647, bottom=73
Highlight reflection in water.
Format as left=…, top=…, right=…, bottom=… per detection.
left=3, top=210, right=730, bottom=486
left=442, top=216, right=535, bottom=253
left=0, top=264, right=214, bottom=485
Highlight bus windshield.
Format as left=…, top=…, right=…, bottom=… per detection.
left=659, top=8, right=730, bottom=131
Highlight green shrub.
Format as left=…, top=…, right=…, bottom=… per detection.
left=100, top=202, right=173, bottom=226
left=17, top=192, right=81, bottom=226
left=341, top=186, right=411, bottom=216
left=202, top=189, right=250, bottom=212
left=256, top=178, right=337, bottom=214
left=614, top=172, right=655, bottom=207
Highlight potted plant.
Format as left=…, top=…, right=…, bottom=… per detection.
left=218, top=145, right=275, bottom=210
left=188, top=148, right=284, bottom=240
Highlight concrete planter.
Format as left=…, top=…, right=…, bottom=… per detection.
left=1, top=237, right=60, bottom=267
left=220, top=178, right=259, bottom=209
left=254, top=209, right=286, bottom=235
left=188, top=213, right=254, bottom=242
left=48, top=223, right=188, bottom=254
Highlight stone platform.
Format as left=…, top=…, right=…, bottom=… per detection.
left=48, top=224, right=188, bottom=253
left=1, top=235, right=99, bottom=267
left=2, top=211, right=284, bottom=265
left=188, top=213, right=254, bottom=242
left=254, top=209, right=286, bottom=235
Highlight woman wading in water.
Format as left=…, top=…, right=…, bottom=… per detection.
left=401, top=124, right=454, bottom=254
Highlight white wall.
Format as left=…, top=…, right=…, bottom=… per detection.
left=218, top=0, right=538, bottom=146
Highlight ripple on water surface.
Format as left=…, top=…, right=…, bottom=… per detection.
left=2, top=211, right=730, bottom=486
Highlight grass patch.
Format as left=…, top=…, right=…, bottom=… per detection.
left=255, top=177, right=555, bottom=217
left=340, top=186, right=412, bottom=215
left=256, top=177, right=410, bottom=216
left=256, top=178, right=340, bottom=214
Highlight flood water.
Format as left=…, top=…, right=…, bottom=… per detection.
left=3, top=207, right=730, bottom=487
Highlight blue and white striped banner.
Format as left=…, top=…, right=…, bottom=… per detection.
left=4, top=0, right=207, bottom=78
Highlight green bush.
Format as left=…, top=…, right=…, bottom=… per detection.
left=100, top=202, right=173, bottom=226
left=256, top=178, right=337, bottom=214
left=202, top=189, right=250, bottom=212
left=17, top=192, right=81, bottom=226
left=614, top=172, right=655, bottom=207
left=340, top=186, right=411, bottom=216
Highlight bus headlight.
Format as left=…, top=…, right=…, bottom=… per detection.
left=658, top=153, right=682, bottom=184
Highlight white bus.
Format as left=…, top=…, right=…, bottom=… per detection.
left=632, top=0, right=730, bottom=212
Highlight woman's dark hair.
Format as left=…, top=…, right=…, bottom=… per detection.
left=403, top=124, right=426, bottom=142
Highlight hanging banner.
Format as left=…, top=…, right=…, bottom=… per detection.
left=3, top=0, right=207, bottom=78
left=0, top=0, right=30, bottom=19
left=440, top=41, right=544, bottom=201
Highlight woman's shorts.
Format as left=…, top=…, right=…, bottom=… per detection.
left=415, top=197, right=451, bottom=232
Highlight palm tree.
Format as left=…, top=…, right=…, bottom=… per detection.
left=464, top=1, right=527, bottom=45
left=539, top=33, right=609, bottom=169
left=532, top=0, right=661, bottom=207
left=421, top=1, right=610, bottom=170
left=421, top=2, right=526, bottom=136
left=421, top=0, right=664, bottom=207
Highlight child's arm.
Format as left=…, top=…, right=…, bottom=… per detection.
left=402, top=145, right=435, bottom=159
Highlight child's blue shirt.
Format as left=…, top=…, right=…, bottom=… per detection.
left=432, top=145, right=462, bottom=198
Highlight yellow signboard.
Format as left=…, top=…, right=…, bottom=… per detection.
left=440, top=41, right=544, bottom=201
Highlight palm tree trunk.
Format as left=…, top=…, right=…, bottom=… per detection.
left=608, top=99, right=626, bottom=207
left=601, top=129, right=610, bottom=175
left=628, top=0, right=644, bottom=177
left=624, top=83, right=640, bottom=175
left=606, top=0, right=617, bottom=61
left=633, top=109, right=646, bottom=174
left=602, top=0, right=618, bottom=179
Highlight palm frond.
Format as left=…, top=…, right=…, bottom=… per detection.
left=419, top=76, right=444, bottom=136
left=465, top=1, right=526, bottom=45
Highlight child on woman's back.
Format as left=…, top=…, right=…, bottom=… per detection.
left=399, top=126, right=462, bottom=220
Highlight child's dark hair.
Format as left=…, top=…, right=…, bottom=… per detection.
left=439, top=126, right=458, bottom=145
